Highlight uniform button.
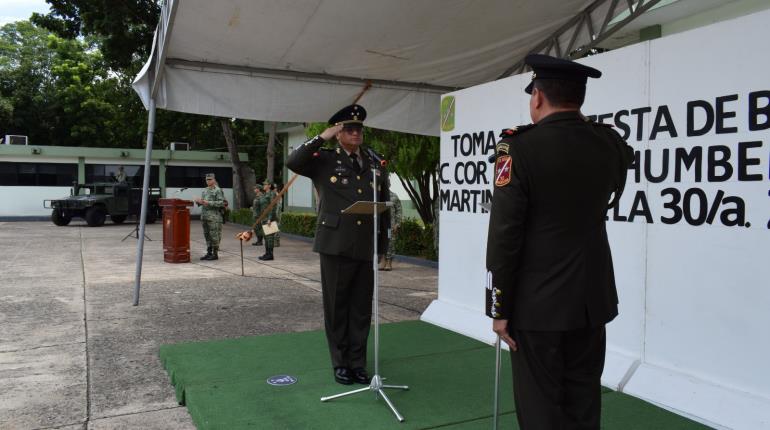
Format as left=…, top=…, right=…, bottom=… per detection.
left=357, top=189, right=362, bottom=194
left=357, top=220, right=362, bottom=225
left=356, top=175, right=361, bottom=180
left=494, top=312, right=501, bottom=318
left=494, top=302, right=500, bottom=307
left=495, top=289, right=501, bottom=295
left=322, top=221, right=325, bottom=225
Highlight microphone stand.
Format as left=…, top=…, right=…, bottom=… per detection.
left=320, top=162, right=409, bottom=422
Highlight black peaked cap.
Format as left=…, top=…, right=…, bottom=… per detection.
left=524, top=54, right=602, bottom=94
left=328, top=104, right=367, bottom=125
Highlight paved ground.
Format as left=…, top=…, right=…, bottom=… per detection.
left=0, top=220, right=438, bottom=429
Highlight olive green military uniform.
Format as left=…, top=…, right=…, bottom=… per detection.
left=487, top=113, right=632, bottom=430
left=251, top=193, right=265, bottom=245
left=258, top=189, right=278, bottom=260
left=201, top=182, right=225, bottom=259
left=486, top=55, right=634, bottom=430
left=286, top=133, right=389, bottom=372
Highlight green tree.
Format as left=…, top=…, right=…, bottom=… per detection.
left=305, top=123, right=439, bottom=225
left=31, top=0, right=274, bottom=203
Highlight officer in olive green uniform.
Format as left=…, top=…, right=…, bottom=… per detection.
left=195, top=173, right=226, bottom=261
left=286, top=104, right=389, bottom=386
left=257, top=180, right=278, bottom=261
left=486, top=54, right=633, bottom=430
left=251, top=185, right=265, bottom=246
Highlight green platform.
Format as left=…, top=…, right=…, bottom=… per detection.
left=159, top=321, right=709, bottom=429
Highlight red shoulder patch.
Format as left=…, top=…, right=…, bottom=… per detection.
left=494, top=155, right=512, bottom=187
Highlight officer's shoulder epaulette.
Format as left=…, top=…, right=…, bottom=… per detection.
left=499, top=123, right=536, bottom=139
left=583, top=116, right=614, bottom=128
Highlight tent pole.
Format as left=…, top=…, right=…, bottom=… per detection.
left=133, top=97, right=157, bottom=306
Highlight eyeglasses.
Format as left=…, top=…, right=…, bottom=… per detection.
left=342, top=126, right=363, bottom=134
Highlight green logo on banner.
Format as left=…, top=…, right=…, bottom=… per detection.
left=440, top=96, right=456, bottom=132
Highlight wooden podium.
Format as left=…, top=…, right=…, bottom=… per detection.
left=158, top=198, right=193, bottom=263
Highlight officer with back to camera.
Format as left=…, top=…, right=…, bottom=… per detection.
left=486, top=54, right=634, bottom=430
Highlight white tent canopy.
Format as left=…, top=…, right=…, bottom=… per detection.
left=133, top=0, right=625, bottom=136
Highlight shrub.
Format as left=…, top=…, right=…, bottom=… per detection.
left=394, top=218, right=437, bottom=261
left=228, top=208, right=253, bottom=226
left=280, top=212, right=317, bottom=237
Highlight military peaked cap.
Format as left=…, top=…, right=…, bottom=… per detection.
left=524, top=54, right=602, bottom=94
left=205, top=173, right=216, bottom=179
left=328, top=104, right=367, bottom=125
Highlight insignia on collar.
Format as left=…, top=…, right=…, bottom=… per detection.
left=330, top=176, right=337, bottom=184
left=495, top=155, right=513, bottom=187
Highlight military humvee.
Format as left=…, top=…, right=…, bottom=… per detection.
left=44, top=182, right=162, bottom=227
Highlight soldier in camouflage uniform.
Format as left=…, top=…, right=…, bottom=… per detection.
left=379, top=191, right=402, bottom=271
left=195, top=173, right=225, bottom=261
left=251, top=185, right=264, bottom=246
left=258, top=180, right=279, bottom=261
left=273, top=183, right=283, bottom=247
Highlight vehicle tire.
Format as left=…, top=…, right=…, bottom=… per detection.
left=51, top=209, right=71, bottom=226
left=145, top=207, right=157, bottom=224
left=111, top=215, right=127, bottom=224
left=85, top=207, right=106, bottom=227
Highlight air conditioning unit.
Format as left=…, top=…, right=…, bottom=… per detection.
left=2, top=135, right=28, bottom=145
left=170, top=142, right=190, bottom=151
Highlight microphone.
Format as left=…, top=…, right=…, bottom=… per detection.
left=487, top=153, right=497, bottom=163
left=367, top=148, right=388, bottom=167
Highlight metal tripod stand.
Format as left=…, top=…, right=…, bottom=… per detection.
left=320, top=165, right=409, bottom=422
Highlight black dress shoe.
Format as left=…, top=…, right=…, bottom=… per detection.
left=351, top=368, right=370, bottom=385
left=334, top=367, right=353, bottom=385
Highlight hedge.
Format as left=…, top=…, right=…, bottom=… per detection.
left=252, top=212, right=437, bottom=261
left=280, top=212, right=318, bottom=237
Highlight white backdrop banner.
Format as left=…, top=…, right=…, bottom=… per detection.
left=422, top=9, right=770, bottom=430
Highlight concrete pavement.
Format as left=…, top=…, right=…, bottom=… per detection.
left=0, top=220, right=437, bottom=429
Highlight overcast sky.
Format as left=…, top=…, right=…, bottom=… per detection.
left=0, top=0, right=51, bottom=26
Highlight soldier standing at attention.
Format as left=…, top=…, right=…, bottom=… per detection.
left=286, top=104, right=390, bottom=386
left=257, top=180, right=278, bottom=261
left=486, top=54, right=633, bottom=430
left=251, top=184, right=264, bottom=246
left=379, top=190, right=402, bottom=271
left=195, top=173, right=225, bottom=261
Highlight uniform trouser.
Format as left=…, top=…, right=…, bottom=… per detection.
left=509, top=325, right=606, bottom=430
left=385, top=227, right=396, bottom=259
left=319, top=253, right=374, bottom=370
left=202, top=218, right=222, bottom=249
left=263, top=232, right=275, bottom=248
left=253, top=224, right=264, bottom=241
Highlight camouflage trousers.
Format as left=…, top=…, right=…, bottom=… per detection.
left=385, top=231, right=396, bottom=259
left=202, top=217, right=223, bottom=249
left=252, top=225, right=265, bottom=241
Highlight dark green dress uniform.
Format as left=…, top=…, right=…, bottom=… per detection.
left=486, top=55, right=634, bottom=430
left=286, top=105, right=389, bottom=375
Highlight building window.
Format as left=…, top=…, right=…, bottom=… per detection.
left=85, top=164, right=159, bottom=187
left=0, top=162, right=77, bottom=186
left=166, top=166, right=233, bottom=188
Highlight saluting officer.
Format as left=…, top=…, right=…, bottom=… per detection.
left=486, top=54, right=633, bottom=430
left=286, top=104, right=389, bottom=386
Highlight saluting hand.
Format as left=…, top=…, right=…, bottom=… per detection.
left=493, top=319, right=517, bottom=351
left=320, top=124, right=343, bottom=140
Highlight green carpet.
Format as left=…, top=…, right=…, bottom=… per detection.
left=159, top=320, right=710, bottom=429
